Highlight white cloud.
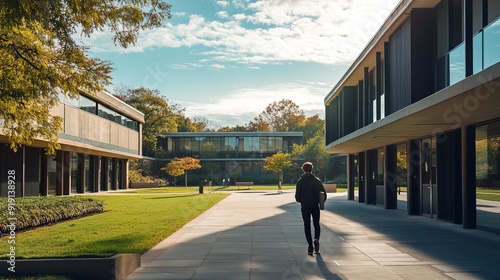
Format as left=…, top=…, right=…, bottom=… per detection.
left=210, top=64, right=227, bottom=69
left=82, top=0, right=400, bottom=65
left=179, top=81, right=330, bottom=127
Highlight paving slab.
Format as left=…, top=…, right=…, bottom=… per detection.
left=127, top=191, right=500, bottom=280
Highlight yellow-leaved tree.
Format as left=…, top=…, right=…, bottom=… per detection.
left=263, top=152, right=293, bottom=191
left=0, top=0, right=171, bottom=154
left=161, top=160, right=185, bottom=187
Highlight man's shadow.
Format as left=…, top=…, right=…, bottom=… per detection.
left=316, top=253, right=342, bottom=280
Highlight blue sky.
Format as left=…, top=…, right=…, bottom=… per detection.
left=82, top=0, right=399, bottom=128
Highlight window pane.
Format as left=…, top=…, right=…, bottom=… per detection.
left=484, top=18, right=500, bottom=69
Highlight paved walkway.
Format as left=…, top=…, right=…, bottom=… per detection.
left=127, top=191, right=500, bottom=280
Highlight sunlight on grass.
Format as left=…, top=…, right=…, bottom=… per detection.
left=0, top=193, right=228, bottom=259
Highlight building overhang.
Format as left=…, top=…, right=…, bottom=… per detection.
left=326, top=62, right=500, bottom=154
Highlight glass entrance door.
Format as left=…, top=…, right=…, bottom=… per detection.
left=420, top=137, right=438, bottom=217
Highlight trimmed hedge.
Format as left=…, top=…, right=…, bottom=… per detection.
left=0, top=196, right=104, bottom=234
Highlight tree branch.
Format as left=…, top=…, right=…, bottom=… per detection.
left=8, top=43, right=41, bottom=71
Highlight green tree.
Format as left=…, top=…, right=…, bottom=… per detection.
left=161, top=160, right=185, bottom=186
left=249, top=99, right=306, bottom=132
left=263, top=152, right=293, bottom=190
left=118, top=87, right=182, bottom=156
left=0, top=0, right=171, bottom=153
left=291, top=132, right=329, bottom=181
left=295, top=115, right=325, bottom=142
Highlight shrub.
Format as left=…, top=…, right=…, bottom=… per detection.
left=0, top=196, right=104, bottom=234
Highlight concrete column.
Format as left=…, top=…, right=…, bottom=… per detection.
left=120, top=159, right=129, bottom=189
left=40, top=153, right=48, bottom=196
left=347, top=154, right=355, bottom=201
left=111, top=158, right=118, bottom=190
left=56, top=150, right=63, bottom=196
left=407, top=140, right=420, bottom=215
left=63, top=151, right=70, bottom=195
left=101, top=156, right=109, bottom=191
left=462, top=125, right=476, bottom=229
left=464, top=0, right=473, bottom=77
left=385, top=145, right=397, bottom=209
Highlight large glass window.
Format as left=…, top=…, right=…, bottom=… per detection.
left=396, top=143, right=408, bottom=210
left=449, top=43, right=465, bottom=86
left=225, top=137, right=237, bottom=151
left=473, top=31, right=484, bottom=74
left=242, top=137, right=259, bottom=152
left=80, top=95, right=97, bottom=114
left=476, top=121, right=500, bottom=232
left=483, top=17, right=500, bottom=69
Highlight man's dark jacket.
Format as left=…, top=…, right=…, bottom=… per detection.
left=295, top=173, right=327, bottom=208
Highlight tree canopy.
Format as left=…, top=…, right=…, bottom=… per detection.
left=117, top=87, right=182, bottom=156
left=161, top=160, right=184, bottom=186
left=247, top=99, right=306, bottom=132
left=0, top=0, right=171, bottom=153
left=291, top=132, right=328, bottom=180
left=263, top=152, right=293, bottom=183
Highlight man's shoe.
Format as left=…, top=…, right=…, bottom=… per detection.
left=314, top=239, right=320, bottom=254
left=308, top=245, right=313, bottom=256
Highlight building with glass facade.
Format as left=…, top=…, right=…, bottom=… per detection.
left=324, top=0, right=500, bottom=232
left=0, top=91, right=144, bottom=197
left=156, top=132, right=303, bottom=185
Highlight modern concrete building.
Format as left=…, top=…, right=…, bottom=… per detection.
left=0, top=91, right=144, bottom=197
left=325, top=0, right=500, bottom=231
left=156, top=132, right=303, bottom=184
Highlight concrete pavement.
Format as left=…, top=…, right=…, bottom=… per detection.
left=127, top=191, right=500, bottom=279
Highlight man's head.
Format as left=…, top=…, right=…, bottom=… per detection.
left=301, top=162, right=313, bottom=173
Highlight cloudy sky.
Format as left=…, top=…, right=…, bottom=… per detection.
left=82, top=0, right=400, bottom=128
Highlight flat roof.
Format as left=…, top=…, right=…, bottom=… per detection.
left=160, top=132, right=303, bottom=138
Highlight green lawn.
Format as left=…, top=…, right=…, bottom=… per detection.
left=122, top=185, right=297, bottom=193
left=0, top=193, right=228, bottom=259
left=476, top=187, right=500, bottom=201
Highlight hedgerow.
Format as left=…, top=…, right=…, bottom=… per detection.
left=0, top=196, right=104, bottom=234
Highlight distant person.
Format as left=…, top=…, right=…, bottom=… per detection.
left=295, top=162, right=326, bottom=256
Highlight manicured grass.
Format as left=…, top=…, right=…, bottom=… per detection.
left=214, top=185, right=296, bottom=191
left=476, top=187, right=500, bottom=201
left=123, top=185, right=297, bottom=193
left=0, top=193, right=228, bottom=259
left=122, top=186, right=201, bottom=193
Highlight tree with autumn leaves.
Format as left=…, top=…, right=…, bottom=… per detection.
left=263, top=152, right=293, bottom=191
left=0, top=0, right=171, bottom=154
left=161, top=157, right=201, bottom=188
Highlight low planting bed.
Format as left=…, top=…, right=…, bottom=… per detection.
left=0, top=196, right=104, bottom=234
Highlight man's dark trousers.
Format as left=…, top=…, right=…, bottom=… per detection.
left=301, top=206, right=320, bottom=246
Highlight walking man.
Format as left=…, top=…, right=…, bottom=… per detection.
left=295, top=162, right=327, bottom=256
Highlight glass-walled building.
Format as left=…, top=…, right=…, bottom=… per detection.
left=0, top=91, right=143, bottom=197
left=325, top=0, right=500, bottom=232
left=156, top=132, right=303, bottom=184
